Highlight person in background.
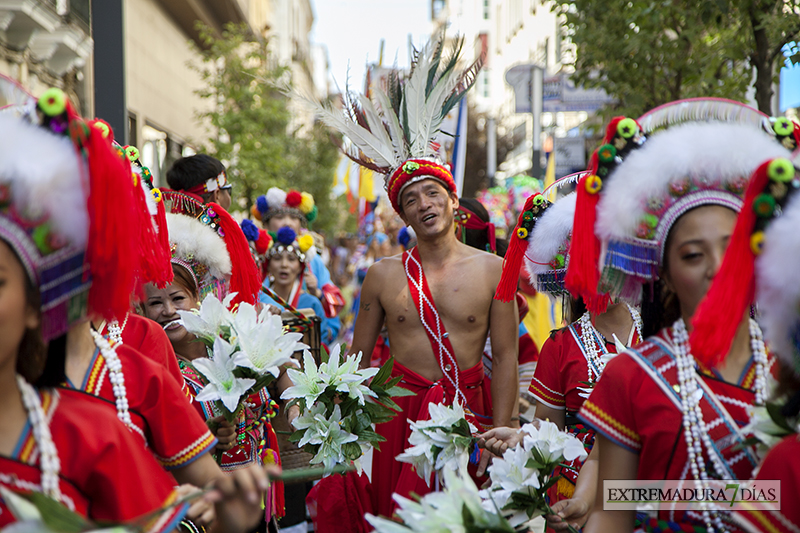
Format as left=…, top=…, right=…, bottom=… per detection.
left=167, top=154, right=233, bottom=211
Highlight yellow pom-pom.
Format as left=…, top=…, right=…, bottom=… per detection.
left=297, top=234, right=314, bottom=253
left=585, top=175, right=603, bottom=195
left=750, top=231, right=765, bottom=255
left=132, top=172, right=139, bottom=187
left=299, top=192, right=315, bottom=214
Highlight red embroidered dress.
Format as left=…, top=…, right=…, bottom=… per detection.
left=179, top=360, right=284, bottom=518
left=529, top=322, right=639, bottom=502
left=579, top=328, right=772, bottom=531
left=64, top=343, right=216, bottom=470
left=0, top=388, right=186, bottom=530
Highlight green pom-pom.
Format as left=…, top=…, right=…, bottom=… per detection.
left=306, top=205, right=318, bottom=223
left=552, top=253, right=565, bottom=269
left=767, top=158, right=794, bottom=183
left=617, top=118, right=639, bottom=139
left=32, top=224, right=53, bottom=254
left=38, top=88, right=67, bottom=117
left=268, top=230, right=278, bottom=241
left=597, top=144, right=617, bottom=163
left=773, top=117, right=793, bottom=137
left=642, top=213, right=658, bottom=229
left=752, top=193, right=776, bottom=218
left=124, top=146, right=140, bottom=161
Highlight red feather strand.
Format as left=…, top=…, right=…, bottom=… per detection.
left=689, top=161, right=770, bottom=367
left=208, top=203, right=262, bottom=308
left=153, top=198, right=174, bottom=286
left=72, top=104, right=139, bottom=321
left=495, top=194, right=536, bottom=302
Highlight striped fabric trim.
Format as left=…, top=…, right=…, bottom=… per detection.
left=83, top=356, right=106, bottom=395
left=529, top=377, right=566, bottom=409
left=155, top=431, right=217, bottom=470
left=17, top=391, right=58, bottom=464
left=735, top=503, right=800, bottom=533
left=144, top=490, right=190, bottom=533
left=579, top=400, right=641, bottom=452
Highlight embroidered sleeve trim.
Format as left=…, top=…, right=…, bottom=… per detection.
left=578, top=400, right=641, bottom=452
left=155, top=432, right=217, bottom=469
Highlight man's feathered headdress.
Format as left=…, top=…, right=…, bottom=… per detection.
left=302, top=32, right=483, bottom=212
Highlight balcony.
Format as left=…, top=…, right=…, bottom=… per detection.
left=0, top=0, right=92, bottom=75
left=158, top=0, right=252, bottom=48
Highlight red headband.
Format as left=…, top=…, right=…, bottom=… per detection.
left=387, top=159, right=457, bottom=213
left=456, top=206, right=497, bottom=253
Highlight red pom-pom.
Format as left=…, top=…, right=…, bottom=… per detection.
left=495, top=194, right=537, bottom=302
left=255, top=229, right=272, bottom=255
left=208, top=203, right=262, bottom=308
left=690, top=160, right=770, bottom=366
left=286, top=190, right=302, bottom=207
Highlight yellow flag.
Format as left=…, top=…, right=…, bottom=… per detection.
left=359, top=167, right=376, bottom=202
left=544, top=150, right=556, bottom=190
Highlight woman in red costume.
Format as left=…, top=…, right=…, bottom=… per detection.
left=686, top=130, right=800, bottom=531
left=572, top=103, right=795, bottom=533
left=142, top=191, right=289, bottom=530
left=0, top=89, right=266, bottom=532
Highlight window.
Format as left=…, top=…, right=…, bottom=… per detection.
left=483, top=0, right=490, bottom=19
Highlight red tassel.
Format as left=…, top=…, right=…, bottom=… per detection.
left=153, top=196, right=174, bottom=287
left=689, top=161, right=770, bottom=366
left=74, top=106, right=138, bottom=321
left=495, top=194, right=537, bottom=302
left=208, top=203, right=262, bottom=307
left=564, top=150, right=609, bottom=313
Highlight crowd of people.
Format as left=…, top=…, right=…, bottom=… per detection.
left=0, top=31, right=799, bottom=533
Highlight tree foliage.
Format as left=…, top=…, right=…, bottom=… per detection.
left=555, top=0, right=800, bottom=116
left=191, top=23, right=339, bottom=234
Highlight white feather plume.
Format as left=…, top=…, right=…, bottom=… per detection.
left=757, top=192, right=800, bottom=372
left=167, top=213, right=232, bottom=280
left=524, top=193, right=577, bottom=282
left=0, top=113, right=87, bottom=249
left=596, top=122, right=792, bottom=242
left=372, top=88, right=408, bottom=161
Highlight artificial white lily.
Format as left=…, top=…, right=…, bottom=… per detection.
left=320, top=346, right=378, bottom=405
left=304, top=404, right=359, bottom=472
left=178, top=292, right=235, bottom=342
left=234, top=305, right=305, bottom=378
left=194, top=337, right=256, bottom=412
left=521, top=421, right=588, bottom=466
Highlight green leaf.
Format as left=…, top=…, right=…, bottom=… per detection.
left=288, top=429, right=305, bottom=443
left=387, top=386, right=416, bottom=398
left=370, top=357, right=394, bottom=389
left=766, top=401, right=795, bottom=433
left=26, top=492, right=91, bottom=533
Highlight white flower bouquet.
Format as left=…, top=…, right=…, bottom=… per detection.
left=480, top=421, right=588, bottom=532
left=366, top=468, right=514, bottom=533
left=281, top=345, right=413, bottom=474
left=177, top=293, right=307, bottom=423
left=396, top=401, right=477, bottom=485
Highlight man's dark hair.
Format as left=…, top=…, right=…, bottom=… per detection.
left=166, top=154, right=226, bottom=191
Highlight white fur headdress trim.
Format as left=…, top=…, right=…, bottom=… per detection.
left=756, top=192, right=800, bottom=373
left=524, top=193, right=576, bottom=282
left=596, top=122, right=792, bottom=243
left=0, top=113, right=87, bottom=248
left=166, top=213, right=232, bottom=279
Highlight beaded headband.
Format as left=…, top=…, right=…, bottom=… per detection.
left=524, top=192, right=577, bottom=296
left=266, top=227, right=315, bottom=264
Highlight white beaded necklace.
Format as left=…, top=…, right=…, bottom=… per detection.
left=89, top=329, right=132, bottom=429
left=107, top=313, right=129, bottom=345
left=672, top=318, right=768, bottom=533
left=16, top=375, right=61, bottom=502
left=578, top=303, right=643, bottom=383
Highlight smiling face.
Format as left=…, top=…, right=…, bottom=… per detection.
left=662, top=204, right=738, bottom=322
left=398, top=179, right=459, bottom=239
left=268, top=250, right=303, bottom=289
left=142, top=266, right=200, bottom=346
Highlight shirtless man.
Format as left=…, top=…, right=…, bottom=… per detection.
left=349, top=176, right=519, bottom=516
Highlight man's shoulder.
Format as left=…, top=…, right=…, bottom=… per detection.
left=365, top=254, right=405, bottom=281
left=458, top=244, right=503, bottom=273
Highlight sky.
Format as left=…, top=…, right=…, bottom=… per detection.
left=310, top=0, right=431, bottom=92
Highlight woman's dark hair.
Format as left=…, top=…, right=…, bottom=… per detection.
left=567, top=296, right=587, bottom=324
left=166, top=154, right=226, bottom=193
left=640, top=279, right=682, bottom=338
left=17, top=273, right=46, bottom=384
left=171, top=263, right=199, bottom=301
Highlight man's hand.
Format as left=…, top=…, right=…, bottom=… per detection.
left=208, top=416, right=236, bottom=452
left=477, top=426, right=523, bottom=457
left=547, top=497, right=591, bottom=531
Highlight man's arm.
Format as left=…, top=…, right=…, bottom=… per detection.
left=488, top=295, right=519, bottom=427
left=350, top=264, right=386, bottom=368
